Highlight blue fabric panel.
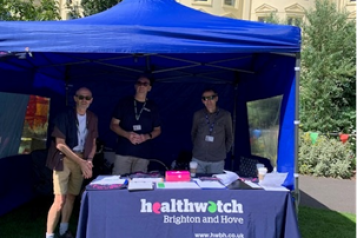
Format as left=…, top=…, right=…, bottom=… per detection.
left=0, top=155, right=35, bottom=216
left=278, top=76, right=296, bottom=190
left=0, top=0, right=300, bottom=53
left=0, top=92, right=29, bottom=159
left=34, top=73, right=66, bottom=96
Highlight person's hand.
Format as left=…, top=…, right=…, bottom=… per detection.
left=80, top=160, right=92, bottom=179
left=128, top=132, right=141, bottom=145
left=85, top=169, right=93, bottom=179
left=87, top=160, right=94, bottom=169
left=136, top=134, right=148, bottom=144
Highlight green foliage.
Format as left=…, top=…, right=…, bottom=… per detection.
left=0, top=0, right=60, bottom=21
left=300, top=0, right=356, bottom=134
left=68, top=0, right=122, bottom=18
left=298, top=132, right=354, bottom=178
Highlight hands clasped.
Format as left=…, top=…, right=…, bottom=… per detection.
left=80, top=160, right=93, bottom=179
left=128, top=132, right=148, bottom=145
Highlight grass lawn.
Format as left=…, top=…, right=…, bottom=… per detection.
left=299, top=206, right=356, bottom=238
left=0, top=197, right=355, bottom=238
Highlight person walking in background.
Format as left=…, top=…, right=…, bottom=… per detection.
left=191, top=88, right=233, bottom=174
left=110, top=76, right=161, bottom=175
left=45, top=87, right=98, bottom=238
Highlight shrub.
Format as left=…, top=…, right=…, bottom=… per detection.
left=298, top=132, right=354, bottom=178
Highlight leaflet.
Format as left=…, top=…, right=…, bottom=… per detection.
left=90, top=176, right=126, bottom=185
left=193, top=179, right=226, bottom=189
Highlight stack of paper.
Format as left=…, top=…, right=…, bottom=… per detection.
left=193, top=179, right=226, bottom=189
left=128, top=181, right=154, bottom=191
left=259, top=172, right=289, bottom=191
left=131, top=178, right=164, bottom=183
left=90, top=176, right=126, bottom=185
left=212, top=170, right=239, bottom=186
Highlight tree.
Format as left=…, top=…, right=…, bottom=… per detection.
left=300, top=0, right=356, bottom=134
left=68, top=0, right=122, bottom=19
left=0, top=0, right=60, bottom=21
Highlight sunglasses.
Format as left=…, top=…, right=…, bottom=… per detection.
left=76, top=95, right=92, bottom=100
left=136, top=81, right=150, bottom=87
left=202, top=95, right=217, bottom=101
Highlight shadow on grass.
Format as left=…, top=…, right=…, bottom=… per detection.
left=298, top=190, right=356, bottom=238
left=0, top=195, right=81, bottom=238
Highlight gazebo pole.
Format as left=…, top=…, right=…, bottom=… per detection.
left=231, top=77, right=239, bottom=171
left=294, top=53, right=301, bottom=213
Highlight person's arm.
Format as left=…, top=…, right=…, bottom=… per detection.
left=141, top=126, right=161, bottom=142
left=110, top=118, right=129, bottom=138
left=110, top=117, right=139, bottom=144
left=191, top=112, right=199, bottom=142
left=87, top=138, right=97, bottom=163
left=55, top=138, right=92, bottom=178
left=225, top=113, right=234, bottom=153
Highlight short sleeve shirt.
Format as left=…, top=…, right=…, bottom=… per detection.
left=112, top=96, right=161, bottom=158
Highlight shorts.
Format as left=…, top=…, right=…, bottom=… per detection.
left=53, top=155, right=84, bottom=196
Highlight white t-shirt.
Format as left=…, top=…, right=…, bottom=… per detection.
left=73, top=113, right=87, bottom=152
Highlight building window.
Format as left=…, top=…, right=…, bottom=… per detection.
left=287, top=17, right=302, bottom=26
left=258, top=17, right=267, bottom=23
left=192, top=0, right=212, bottom=6
left=224, top=0, right=235, bottom=7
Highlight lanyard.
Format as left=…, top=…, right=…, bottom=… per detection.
left=134, top=99, right=147, bottom=121
left=205, top=110, right=220, bottom=135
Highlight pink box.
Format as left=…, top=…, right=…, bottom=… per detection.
left=165, top=171, right=191, bottom=181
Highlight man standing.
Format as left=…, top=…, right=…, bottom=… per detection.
left=191, top=88, right=233, bottom=174
left=45, top=87, right=98, bottom=238
left=110, top=76, right=161, bottom=175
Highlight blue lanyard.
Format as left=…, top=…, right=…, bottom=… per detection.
left=205, top=110, right=220, bottom=135
left=134, top=99, right=147, bottom=121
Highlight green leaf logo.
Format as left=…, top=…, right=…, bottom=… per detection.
left=207, top=201, right=217, bottom=213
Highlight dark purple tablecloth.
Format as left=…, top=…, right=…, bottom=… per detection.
left=76, top=189, right=301, bottom=238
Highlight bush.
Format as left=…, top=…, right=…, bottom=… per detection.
left=298, top=132, right=354, bottom=178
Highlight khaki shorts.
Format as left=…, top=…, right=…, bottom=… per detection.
left=53, top=155, right=84, bottom=196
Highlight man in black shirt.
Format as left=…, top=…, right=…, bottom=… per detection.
left=110, top=76, right=161, bottom=175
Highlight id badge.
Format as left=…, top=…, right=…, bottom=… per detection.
left=205, top=135, right=214, bottom=142
left=133, top=125, right=142, bottom=131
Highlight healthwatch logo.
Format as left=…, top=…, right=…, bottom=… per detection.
left=140, top=199, right=243, bottom=214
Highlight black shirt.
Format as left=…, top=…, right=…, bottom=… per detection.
left=112, top=96, right=161, bottom=159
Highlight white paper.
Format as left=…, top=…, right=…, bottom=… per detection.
left=258, top=172, right=289, bottom=192
left=193, top=179, right=226, bottom=189
left=212, top=170, right=239, bottom=186
left=128, top=181, right=154, bottom=191
left=260, top=185, right=289, bottom=191
left=156, top=182, right=200, bottom=189
left=244, top=180, right=262, bottom=189
left=90, top=176, right=126, bottom=185
left=131, top=178, right=164, bottom=183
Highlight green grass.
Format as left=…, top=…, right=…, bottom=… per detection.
left=298, top=206, right=356, bottom=238
left=0, top=197, right=355, bottom=238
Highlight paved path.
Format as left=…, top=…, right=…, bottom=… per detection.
left=298, top=175, right=356, bottom=214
